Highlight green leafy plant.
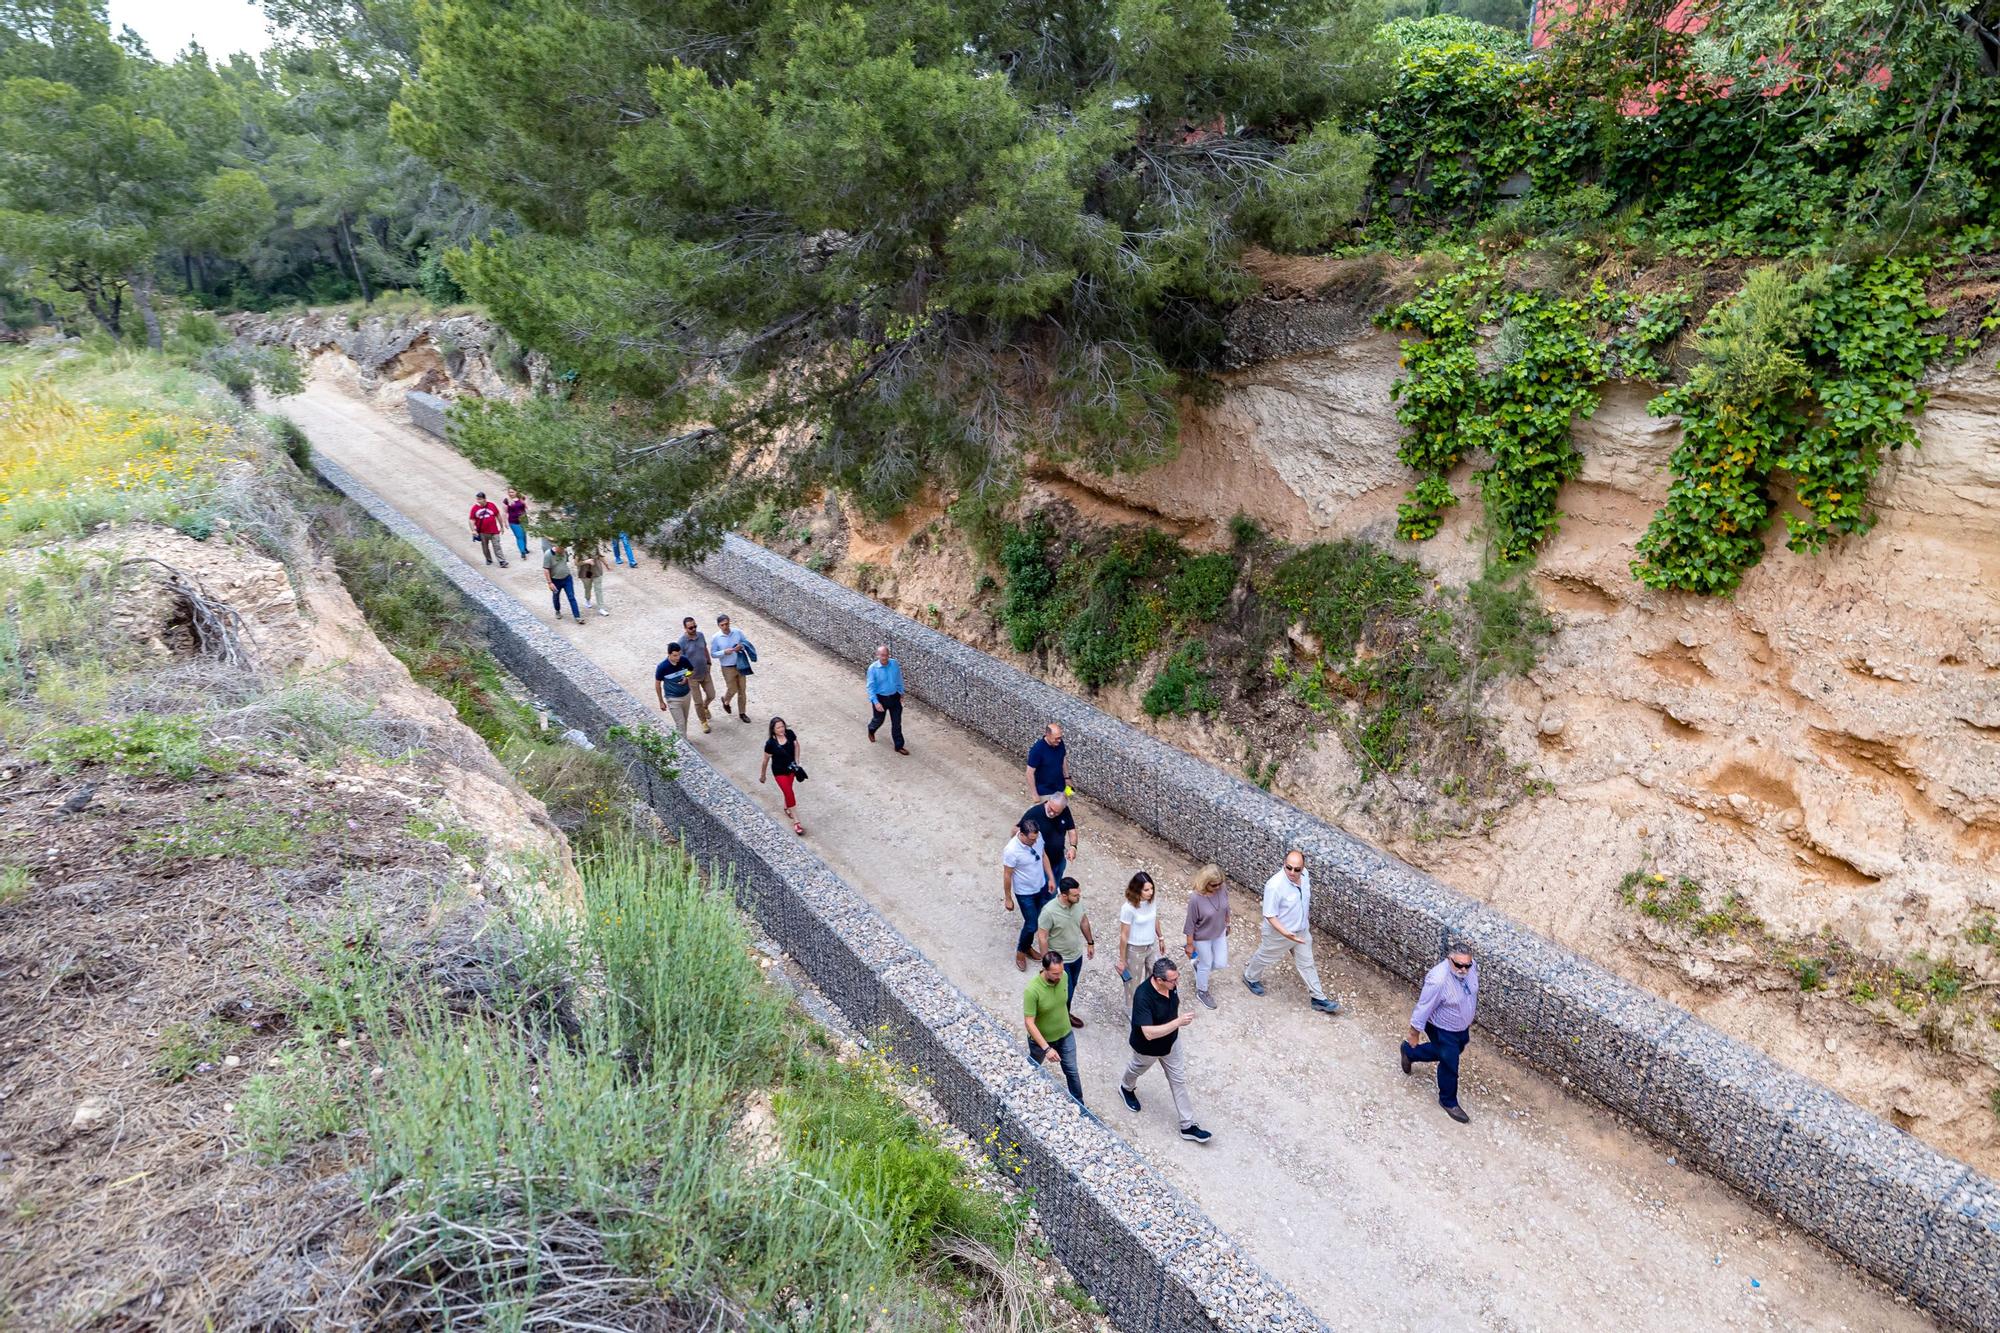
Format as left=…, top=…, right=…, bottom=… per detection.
left=29, top=714, right=234, bottom=779
left=1367, top=19, right=1535, bottom=227
left=1617, top=870, right=1762, bottom=939
left=1633, top=258, right=1945, bottom=595
left=1142, top=642, right=1220, bottom=718
left=1383, top=265, right=1687, bottom=556
left=155, top=1017, right=250, bottom=1083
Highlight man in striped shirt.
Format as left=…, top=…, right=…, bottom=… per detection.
left=1401, top=947, right=1479, bottom=1124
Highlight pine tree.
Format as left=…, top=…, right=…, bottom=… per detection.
left=391, top=0, right=1389, bottom=557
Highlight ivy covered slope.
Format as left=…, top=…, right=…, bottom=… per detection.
left=1379, top=248, right=1987, bottom=595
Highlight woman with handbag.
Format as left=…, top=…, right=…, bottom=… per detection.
left=759, top=716, right=807, bottom=835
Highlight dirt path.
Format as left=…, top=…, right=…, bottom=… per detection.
left=281, top=380, right=1932, bottom=1332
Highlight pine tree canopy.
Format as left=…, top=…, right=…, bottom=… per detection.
left=390, top=0, right=1388, bottom=555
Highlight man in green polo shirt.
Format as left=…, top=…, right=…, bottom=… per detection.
left=1034, top=877, right=1095, bottom=1029
left=1024, top=951, right=1084, bottom=1108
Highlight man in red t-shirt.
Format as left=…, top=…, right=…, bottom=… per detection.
left=468, top=491, right=508, bottom=567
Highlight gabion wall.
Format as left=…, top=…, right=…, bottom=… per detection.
left=316, top=449, right=1327, bottom=1333
left=690, top=532, right=2000, bottom=1331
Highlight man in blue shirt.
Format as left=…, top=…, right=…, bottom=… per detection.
left=710, top=613, right=753, bottom=724
left=653, top=642, right=695, bottom=735
left=1401, top=947, right=1479, bottom=1124
left=865, top=644, right=909, bottom=754
left=1025, top=722, right=1068, bottom=799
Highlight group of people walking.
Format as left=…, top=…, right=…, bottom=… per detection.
left=465, top=485, right=1484, bottom=1141
left=467, top=488, right=638, bottom=623
left=1002, top=722, right=1483, bottom=1139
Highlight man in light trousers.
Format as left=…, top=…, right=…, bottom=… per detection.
left=677, top=616, right=715, bottom=733
left=1242, top=850, right=1343, bottom=1016
left=1402, top=946, right=1479, bottom=1124
left=1119, top=958, right=1212, bottom=1143
left=711, top=613, right=752, bottom=723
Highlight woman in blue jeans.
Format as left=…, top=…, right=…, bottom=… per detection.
left=543, top=541, right=583, bottom=623
left=611, top=532, right=637, bottom=567
left=504, top=489, right=530, bottom=559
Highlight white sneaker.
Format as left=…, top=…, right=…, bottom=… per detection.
left=597, top=608, right=609, bottom=617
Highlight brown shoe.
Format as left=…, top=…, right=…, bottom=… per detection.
left=895, top=747, right=910, bottom=755
left=1069, top=1013, right=1086, bottom=1028
left=868, top=729, right=876, bottom=743
left=1014, top=952, right=1028, bottom=972
left=739, top=712, right=751, bottom=723
left=1445, top=1105, right=1470, bottom=1124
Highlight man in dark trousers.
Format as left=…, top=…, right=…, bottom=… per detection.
left=1401, top=946, right=1479, bottom=1124
left=468, top=491, right=508, bottom=567
left=866, top=644, right=909, bottom=754
left=1119, top=958, right=1212, bottom=1143
left=1022, top=790, right=1077, bottom=888
left=1025, top=721, right=1068, bottom=799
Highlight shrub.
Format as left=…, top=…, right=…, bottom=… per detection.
left=1143, top=641, right=1220, bottom=717
left=29, top=714, right=233, bottom=779
left=416, top=248, right=466, bottom=305
left=776, top=1055, right=1019, bottom=1260
left=1265, top=539, right=1424, bottom=662
left=997, top=516, right=1056, bottom=652
left=1163, top=551, right=1235, bottom=625
left=265, top=414, right=311, bottom=466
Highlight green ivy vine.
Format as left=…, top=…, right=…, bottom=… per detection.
left=1632, top=257, right=1944, bottom=595
left=1382, top=257, right=1496, bottom=541
left=1383, top=262, right=1687, bottom=560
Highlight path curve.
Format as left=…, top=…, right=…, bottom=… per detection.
left=282, top=380, right=1932, bottom=1332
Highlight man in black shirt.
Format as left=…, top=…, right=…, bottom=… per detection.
left=653, top=642, right=695, bottom=735
left=1021, top=792, right=1077, bottom=887
left=1119, top=958, right=1212, bottom=1143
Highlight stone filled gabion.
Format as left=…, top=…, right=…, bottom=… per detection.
left=684, top=529, right=2000, bottom=1332
left=316, top=445, right=1330, bottom=1333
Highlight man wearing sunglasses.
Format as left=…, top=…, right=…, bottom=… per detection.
left=1402, top=947, right=1479, bottom=1124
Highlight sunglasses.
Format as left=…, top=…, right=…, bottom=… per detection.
left=1450, top=960, right=1472, bottom=971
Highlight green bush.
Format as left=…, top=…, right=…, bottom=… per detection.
left=997, top=516, right=1055, bottom=652
left=1143, top=641, right=1220, bottom=718
left=777, top=1056, right=1019, bottom=1260
left=29, top=714, right=233, bottom=779
left=1163, top=551, right=1235, bottom=624
left=1265, top=539, right=1424, bottom=662
left=267, top=414, right=311, bottom=467
left=337, top=836, right=986, bottom=1326
left=416, top=248, right=467, bottom=305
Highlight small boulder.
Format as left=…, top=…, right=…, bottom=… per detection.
left=70, top=1095, right=111, bottom=1133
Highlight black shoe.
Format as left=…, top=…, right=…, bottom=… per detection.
left=1445, top=1105, right=1470, bottom=1124
left=1180, top=1124, right=1213, bottom=1144
left=1120, top=1086, right=1140, bottom=1113
left=1311, top=997, right=1343, bottom=1016
left=1243, top=977, right=1266, bottom=996
left=1400, top=1044, right=1413, bottom=1076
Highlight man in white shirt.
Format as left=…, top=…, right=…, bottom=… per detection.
left=1001, top=817, right=1055, bottom=973
left=1242, top=850, right=1342, bottom=1015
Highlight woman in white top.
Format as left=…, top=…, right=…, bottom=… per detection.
left=1118, top=870, right=1161, bottom=1003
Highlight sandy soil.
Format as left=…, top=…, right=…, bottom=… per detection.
left=281, top=380, right=1936, bottom=1332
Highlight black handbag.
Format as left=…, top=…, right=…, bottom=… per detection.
left=791, top=763, right=809, bottom=782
